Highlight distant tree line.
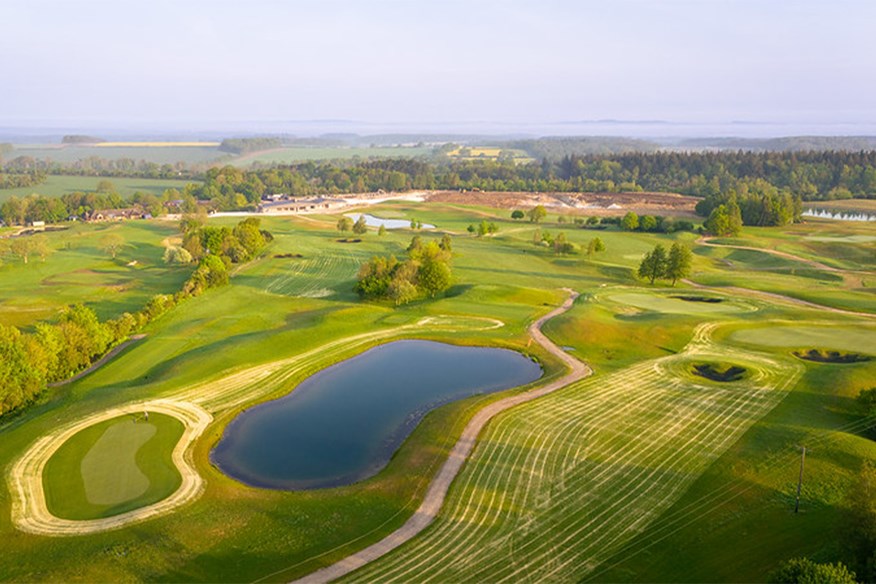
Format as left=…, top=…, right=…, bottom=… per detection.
left=0, top=217, right=271, bottom=418
left=354, top=235, right=453, bottom=305
left=0, top=170, right=46, bottom=190
left=1, top=155, right=199, bottom=179
left=218, top=137, right=283, bottom=154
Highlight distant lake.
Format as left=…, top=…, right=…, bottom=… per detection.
left=803, top=208, right=876, bottom=222
left=346, top=213, right=435, bottom=229
left=211, top=340, right=542, bottom=490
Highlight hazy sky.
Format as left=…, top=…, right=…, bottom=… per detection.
left=2, top=0, right=875, bottom=130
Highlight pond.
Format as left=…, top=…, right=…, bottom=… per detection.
left=346, top=213, right=435, bottom=229
left=803, top=209, right=876, bottom=222
left=211, top=340, right=542, bottom=490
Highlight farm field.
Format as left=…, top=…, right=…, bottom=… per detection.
left=0, top=201, right=875, bottom=582
left=0, top=175, right=196, bottom=203
left=6, top=144, right=226, bottom=165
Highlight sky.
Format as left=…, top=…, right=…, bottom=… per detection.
left=1, top=0, right=875, bottom=135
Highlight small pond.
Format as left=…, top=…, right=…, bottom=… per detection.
left=211, top=340, right=541, bottom=490
left=346, top=213, right=435, bottom=229
left=803, top=209, right=876, bottom=222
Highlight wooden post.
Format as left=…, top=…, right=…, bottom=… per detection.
left=794, top=446, right=806, bottom=513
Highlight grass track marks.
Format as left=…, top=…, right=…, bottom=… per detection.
left=341, top=327, right=802, bottom=583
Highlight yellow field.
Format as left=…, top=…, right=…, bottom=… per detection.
left=92, top=142, right=220, bottom=148
left=447, top=147, right=504, bottom=157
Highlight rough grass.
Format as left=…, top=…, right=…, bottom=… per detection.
left=42, top=412, right=183, bottom=520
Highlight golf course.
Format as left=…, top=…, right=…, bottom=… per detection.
left=1, top=198, right=875, bottom=582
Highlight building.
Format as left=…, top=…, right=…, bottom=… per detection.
left=258, top=196, right=345, bottom=214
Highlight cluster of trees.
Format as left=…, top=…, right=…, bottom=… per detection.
left=0, top=217, right=272, bottom=418
left=619, top=212, right=697, bottom=233
left=694, top=179, right=803, bottom=227
left=768, top=557, right=856, bottom=583
left=467, top=220, right=498, bottom=237
left=0, top=304, right=138, bottom=416
left=219, top=137, right=283, bottom=154
left=637, top=243, right=693, bottom=285
left=0, top=170, right=46, bottom=190
left=0, top=180, right=186, bottom=226
left=1, top=155, right=198, bottom=179
left=354, top=235, right=453, bottom=305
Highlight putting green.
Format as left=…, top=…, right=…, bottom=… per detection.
left=43, top=413, right=184, bottom=520
left=608, top=292, right=748, bottom=315
left=81, top=422, right=156, bottom=505
left=730, top=325, right=876, bottom=354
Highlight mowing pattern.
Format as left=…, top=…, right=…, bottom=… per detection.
left=344, top=327, right=802, bottom=583
left=261, top=249, right=360, bottom=298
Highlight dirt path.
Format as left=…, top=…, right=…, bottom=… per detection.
left=8, top=399, right=212, bottom=536
left=48, top=335, right=146, bottom=388
left=291, top=289, right=590, bottom=584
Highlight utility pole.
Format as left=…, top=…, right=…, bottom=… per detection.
left=794, top=446, right=806, bottom=514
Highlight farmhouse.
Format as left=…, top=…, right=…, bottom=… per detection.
left=87, top=208, right=141, bottom=222
left=258, top=196, right=345, bottom=214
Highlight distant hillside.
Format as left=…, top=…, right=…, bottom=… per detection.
left=675, top=136, right=876, bottom=152
left=61, top=135, right=105, bottom=144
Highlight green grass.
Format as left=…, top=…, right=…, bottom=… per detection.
left=0, top=175, right=197, bottom=202
left=43, top=412, right=184, bottom=520
left=6, top=144, right=224, bottom=165
left=729, top=325, right=876, bottom=354
left=607, top=291, right=751, bottom=314
left=0, top=204, right=874, bottom=582
left=0, top=220, right=191, bottom=328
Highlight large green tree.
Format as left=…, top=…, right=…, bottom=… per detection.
left=666, top=242, right=693, bottom=285
left=637, top=244, right=668, bottom=284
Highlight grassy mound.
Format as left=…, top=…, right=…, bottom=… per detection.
left=43, top=413, right=184, bottom=520
left=793, top=348, right=871, bottom=364
left=691, top=362, right=748, bottom=382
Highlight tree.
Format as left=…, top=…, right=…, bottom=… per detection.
left=528, top=205, right=547, bottom=223
left=511, top=209, right=525, bottom=220
left=704, top=203, right=743, bottom=236
left=639, top=215, right=657, bottom=232
left=621, top=212, right=639, bottom=231
left=163, top=246, right=193, bottom=265
left=637, top=244, right=668, bottom=284
left=841, top=461, right=876, bottom=581
left=587, top=237, right=606, bottom=260
left=352, top=215, right=368, bottom=234
left=554, top=232, right=574, bottom=255
left=378, top=224, right=387, bottom=236
left=9, top=238, right=33, bottom=264
left=439, top=233, right=452, bottom=252
left=768, top=558, right=856, bottom=584
left=101, top=233, right=125, bottom=259
left=337, top=216, right=353, bottom=232
left=665, top=242, right=693, bottom=285
left=466, top=224, right=476, bottom=235
left=532, top=227, right=542, bottom=246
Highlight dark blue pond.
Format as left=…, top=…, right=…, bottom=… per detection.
left=211, top=340, right=542, bottom=490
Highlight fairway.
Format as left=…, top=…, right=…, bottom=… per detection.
left=42, top=412, right=184, bottom=520
left=729, top=324, right=876, bottom=354
left=607, top=291, right=750, bottom=314
left=0, top=174, right=197, bottom=202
